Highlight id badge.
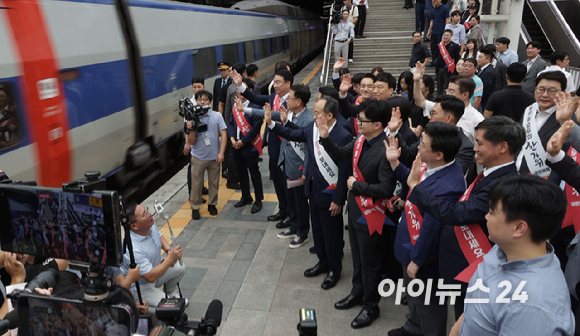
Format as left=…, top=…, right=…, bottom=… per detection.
left=204, top=133, right=211, bottom=146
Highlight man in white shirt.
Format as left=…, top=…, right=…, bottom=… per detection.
left=341, top=0, right=359, bottom=63
left=353, top=0, right=369, bottom=38
left=537, top=51, right=575, bottom=93
left=332, top=11, right=355, bottom=67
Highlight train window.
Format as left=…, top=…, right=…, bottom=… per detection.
left=192, top=47, right=217, bottom=78
left=269, top=37, right=278, bottom=55
left=0, top=82, right=23, bottom=151
left=243, top=41, right=255, bottom=63
left=258, top=39, right=268, bottom=59
left=222, top=43, right=239, bottom=65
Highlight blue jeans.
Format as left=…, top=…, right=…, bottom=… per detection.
left=415, top=3, right=426, bottom=32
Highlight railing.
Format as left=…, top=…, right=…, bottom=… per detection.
left=569, top=67, right=580, bottom=93
left=319, top=3, right=335, bottom=86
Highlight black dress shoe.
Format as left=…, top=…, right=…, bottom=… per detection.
left=275, top=217, right=291, bottom=229
left=334, top=294, right=362, bottom=310
left=192, top=209, right=200, bottom=220
left=304, top=264, right=328, bottom=278
left=309, top=246, right=316, bottom=254
left=208, top=205, right=218, bottom=216
left=202, top=186, right=209, bottom=195
left=321, top=271, right=341, bottom=290
left=351, top=307, right=380, bottom=329
left=268, top=212, right=286, bottom=221
left=226, top=183, right=241, bottom=190
left=234, top=198, right=253, bottom=208
left=251, top=201, right=262, bottom=213
left=221, top=171, right=227, bottom=179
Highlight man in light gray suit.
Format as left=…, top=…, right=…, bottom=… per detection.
left=521, top=40, right=547, bottom=94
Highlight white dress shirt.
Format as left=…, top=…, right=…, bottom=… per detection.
left=457, top=104, right=484, bottom=145
left=483, top=161, right=514, bottom=177
left=421, top=160, right=456, bottom=182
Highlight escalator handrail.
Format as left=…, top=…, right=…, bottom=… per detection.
left=319, top=3, right=335, bottom=86
left=545, top=0, right=580, bottom=57
left=525, top=0, right=554, bottom=51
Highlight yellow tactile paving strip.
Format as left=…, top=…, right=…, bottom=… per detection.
left=159, top=175, right=278, bottom=244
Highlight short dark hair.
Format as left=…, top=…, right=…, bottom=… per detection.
left=550, top=51, right=569, bottom=65
left=480, top=48, right=494, bottom=60
left=371, top=66, right=384, bottom=74
left=342, top=9, right=349, bottom=14
left=339, top=67, right=350, bottom=76
left=125, top=202, right=138, bottom=224
left=422, top=74, right=435, bottom=99
left=291, top=84, right=311, bottom=106
left=444, top=28, right=454, bottom=36
left=242, top=77, right=255, bottom=90
left=352, top=73, right=365, bottom=85
left=488, top=175, right=567, bottom=244
left=475, top=116, right=526, bottom=155
left=434, top=95, right=465, bottom=123
left=506, top=63, right=527, bottom=83
left=387, top=96, right=412, bottom=121
left=375, top=72, right=396, bottom=90
left=526, top=40, right=541, bottom=49
left=275, top=60, right=290, bottom=71
left=357, top=99, right=390, bottom=128
left=412, top=31, right=422, bottom=37
left=232, top=62, right=246, bottom=75
left=472, top=15, right=480, bottom=23
left=450, top=75, right=476, bottom=99
left=319, top=86, right=340, bottom=101
left=496, top=37, right=510, bottom=46
left=246, top=64, right=259, bottom=78
left=450, top=10, right=461, bottom=17
left=536, top=70, right=567, bottom=91
left=195, top=90, right=213, bottom=103
left=275, top=69, right=294, bottom=86
left=362, top=73, right=377, bottom=82
left=423, top=122, right=462, bottom=162
left=464, top=58, right=478, bottom=67
left=191, top=77, right=204, bottom=85
left=321, top=95, right=340, bottom=118
left=483, top=44, right=496, bottom=54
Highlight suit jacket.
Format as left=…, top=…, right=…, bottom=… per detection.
left=493, top=59, right=508, bottom=91
left=399, top=121, right=419, bottom=146
left=434, top=41, right=460, bottom=69
left=407, top=163, right=518, bottom=281
left=272, top=122, right=352, bottom=207
left=393, top=161, right=466, bottom=278
left=547, top=154, right=580, bottom=192
left=212, top=77, right=231, bottom=111
left=276, top=109, right=313, bottom=179
left=320, top=132, right=397, bottom=228
left=241, top=89, right=288, bottom=161
left=478, top=64, right=496, bottom=111
left=336, top=110, right=356, bottom=136
left=522, top=57, right=547, bottom=94
left=227, top=104, right=263, bottom=157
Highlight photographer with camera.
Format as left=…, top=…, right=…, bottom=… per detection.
left=184, top=78, right=209, bottom=200
left=187, top=90, right=228, bottom=220
left=332, top=10, right=355, bottom=68
left=121, top=203, right=186, bottom=312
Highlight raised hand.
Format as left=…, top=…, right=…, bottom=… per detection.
left=389, top=107, right=403, bottom=133
left=280, top=105, right=288, bottom=124
left=547, top=120, right=574, bottom=156
left=333, top=57, right=346, bottom=72
left=407, top=152, right=422, bottom=190
left=230, top=69, right=243, bottom=87
left=555, top=92, right=578, bottom=125
left=384, top=136, right=401, bottom=162
left=414, top=61, right=424, bottom=82
left=339, top=73, right=352, bottom=95
left=235, top=97, right=244, bottom=112
left=264, top=102, right=272, bottom=125
left=316, top=114, right=330, bottom=138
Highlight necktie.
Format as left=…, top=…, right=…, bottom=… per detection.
left=472, top=171, right=484, bottom=187
left=221, top=79, right=225, bottom=88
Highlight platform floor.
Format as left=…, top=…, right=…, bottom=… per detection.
left=140, top=54, right=454, bottom=335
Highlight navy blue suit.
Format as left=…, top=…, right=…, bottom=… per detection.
left=272, top=122, right=352, bottom=273
left=241, top=88, right=288, bottom=217
left=228, top=105, right=264, bottom=201
left=407, top=162, right=517, bottom=318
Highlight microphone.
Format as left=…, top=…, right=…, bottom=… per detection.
left=202, top=300, right=223, bottom=336
left=0, top=309, right=20, bottom=333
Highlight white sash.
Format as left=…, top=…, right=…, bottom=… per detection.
left=287, top=111, right=306, bottom=161
left=313, top=124, right=339, bottom=186
left=518, top=103, right=552, bottom=177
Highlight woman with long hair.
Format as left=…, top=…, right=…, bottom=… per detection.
left=462, top=39, right=480, bottom=60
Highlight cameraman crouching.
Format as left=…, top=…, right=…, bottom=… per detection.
left=121, top=203, right=186, bottom=312
left=188, top=90, right=227, bottom=220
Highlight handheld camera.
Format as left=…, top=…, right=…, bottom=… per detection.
left=179, top=97, right=209, bottom=133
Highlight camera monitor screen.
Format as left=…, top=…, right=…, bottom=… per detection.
left=18, top=295, right=134, bottom=336
left=0, top=184, right=122, bottom=266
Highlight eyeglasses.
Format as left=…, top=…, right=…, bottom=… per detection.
left=356, top=117, right=374, bottom=124
left=535, top=87, right=560, bottom=96
left=141, top=207, right=152, bottom=219
left=197, top=97, right=210, bottom=102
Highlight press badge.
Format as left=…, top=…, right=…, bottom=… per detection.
left=204, top=133, right=211, bottom=146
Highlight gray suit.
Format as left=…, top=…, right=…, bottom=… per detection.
left=522, top=57, right=547, bottom=94
left=278, top=108, right=313, bottom=180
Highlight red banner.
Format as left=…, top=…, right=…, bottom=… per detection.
left=562, top=147, right=580, bottom=234
left=233, top=107, right=262, bottom=155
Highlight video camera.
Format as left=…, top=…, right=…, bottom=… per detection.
left=331, top=10, right=342, bottom=24
left=179, top=97, right=209, bottom=133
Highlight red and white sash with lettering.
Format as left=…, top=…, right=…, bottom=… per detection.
left=352, top=135, right=389, bottom=235
left=438, top=41, right=456, bottom=73
left=517, top=103, right=554, bottom=178
left=562, top=147, right=580, bottom=234
left=405, top=164, right=427, bottom=245
left=453, top=173, right=493, bottom=283
left=313, top=124, right=338, bottom=193
left=233, top=106, right=263, bottom=155
left=353, top=96, right=363, bottom=135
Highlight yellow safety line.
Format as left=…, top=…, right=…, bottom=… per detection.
left=301, top=59, right=324, bottom=85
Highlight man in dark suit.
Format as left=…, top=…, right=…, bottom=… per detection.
left=434, top=29, right=460, bottom=95
left=483, top=44, right=508, bottom=91
left=212, top=62, right=230, bottom=112
left=521, top=40, right=547, bottom=94
left=228, top=78, right=264, bottom=214
left=319, top=99, right=396, bottom=329
left=477, top=48, right=497, bottom=111
left=406, top=116, right=525, bottom=320
left=266, top=96, right=352, bottom=289
left=386, top=122, right=466, bottom=336
left=547, top=121, right=580, bottom=191
left=230, top=68, right=292, bottom=227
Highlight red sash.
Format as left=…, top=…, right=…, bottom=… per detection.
left=453, top=173, right=492, bottom=283
left=438, top=41, right=456, bottom=73
left=562, top=147, right=580, bottom=234
left=352, top=135, right=389, bottom=235
left=463, top=22, right=472, bottom=30
left=354, top=96, right=363, bottom=135
left=405, top=164, right=427, bottom=245
left=233, top=106, right=263, bottom=155
left=273, top=94, right=283, bottom=142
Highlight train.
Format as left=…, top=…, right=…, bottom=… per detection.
left=0, top=0, right=324, bottom=198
